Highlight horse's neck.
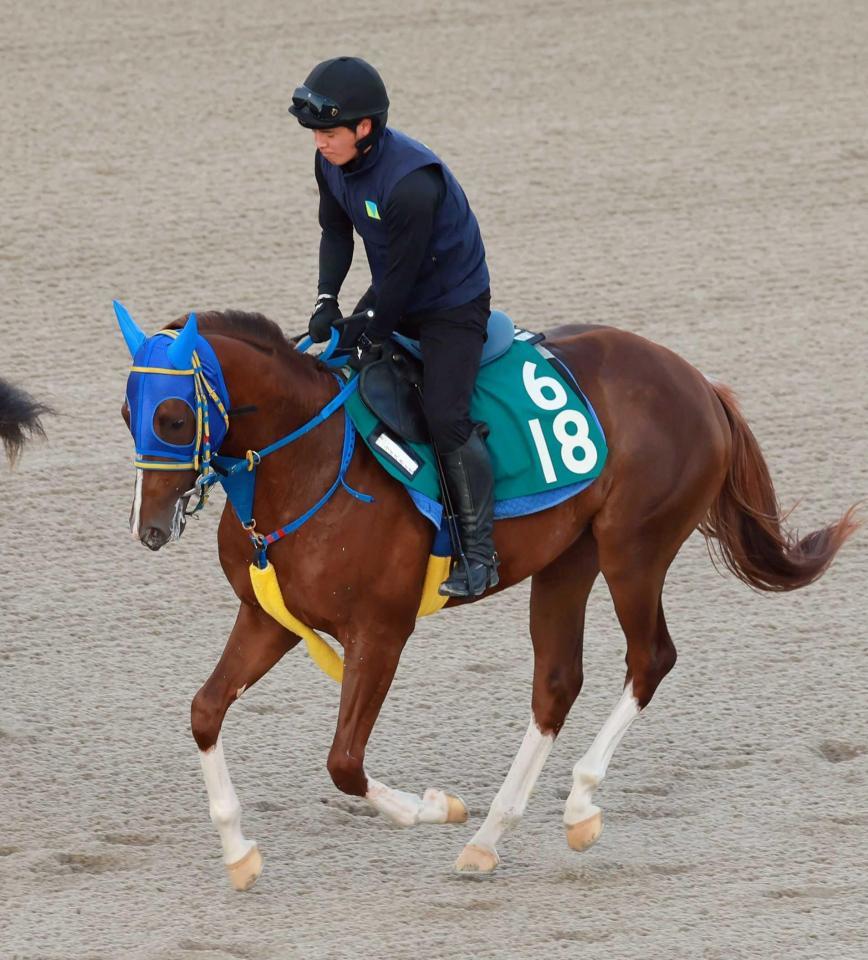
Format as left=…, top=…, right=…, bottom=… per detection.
left=212, top=336, right=336, bottom=460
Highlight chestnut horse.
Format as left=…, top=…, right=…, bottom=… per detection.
left=119, top=309, right=857, bottom=889
left=1, top=377, right=49, bottom=464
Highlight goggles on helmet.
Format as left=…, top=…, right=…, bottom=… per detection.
left=291, top=86, right=341, bottom=121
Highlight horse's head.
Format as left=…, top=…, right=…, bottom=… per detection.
left=115, top=302, right=230, bottom=550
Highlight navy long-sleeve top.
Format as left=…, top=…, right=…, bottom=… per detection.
left=315, top=157, right=446, bottom=340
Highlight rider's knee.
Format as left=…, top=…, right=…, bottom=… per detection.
left=425, top=411, right=470, bottom=454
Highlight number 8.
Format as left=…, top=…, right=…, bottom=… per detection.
left=553, top=409, right=597, bottom=473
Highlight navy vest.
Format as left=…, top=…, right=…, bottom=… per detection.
left=319, top=128, right=489, bottom=313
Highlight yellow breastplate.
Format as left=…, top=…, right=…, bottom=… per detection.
left=248, top=554, right=451, bottom=683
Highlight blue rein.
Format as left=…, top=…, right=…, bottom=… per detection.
left=200, top=338, right=372, bottom=566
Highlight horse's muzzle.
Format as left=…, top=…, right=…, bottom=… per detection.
left=141, top=526, right=170, bottom=551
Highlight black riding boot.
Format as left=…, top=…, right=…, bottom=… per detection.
left=438, top=426, right=500, bottom=598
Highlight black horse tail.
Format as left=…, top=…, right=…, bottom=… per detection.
left=699, top=382, right=859, bottom=591
left=0, top=377, right=51, bottom=464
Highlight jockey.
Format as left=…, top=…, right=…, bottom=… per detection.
left=289, top=56, right=499, bottom=598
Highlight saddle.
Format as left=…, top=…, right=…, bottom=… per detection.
left=358, top=310, right=516, bottom=445
left=359, top=347, right=428, bottom=443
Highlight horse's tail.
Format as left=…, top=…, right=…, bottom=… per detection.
left=0, top=377, right=51, bottom=464
left=698, top=382, right=859, bottom=592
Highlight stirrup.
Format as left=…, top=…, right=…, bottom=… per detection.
left=439, top=556, right=500, bottom=598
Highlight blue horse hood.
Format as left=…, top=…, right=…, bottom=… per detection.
left=126, top=332, right=230, bottom=464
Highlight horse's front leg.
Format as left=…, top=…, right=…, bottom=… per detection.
left=327, top=626, right=467, bottom=828
left=190, top=601, right=299, bottom=890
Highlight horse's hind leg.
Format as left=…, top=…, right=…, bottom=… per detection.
left=563, top=548, right=677, bottom=851
left=191, top=602, right=299, bottom=890
left=456, top=531, right=599, bottom=874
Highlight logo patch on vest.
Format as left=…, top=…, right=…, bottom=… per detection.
left=364, top=200, right=381, bottom=220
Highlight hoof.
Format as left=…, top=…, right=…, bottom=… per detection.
left=565, top=811, right=603, bottom=852
left=445, top=793, right=469, bottom=824
left=420, top=788, right=469, bottom=824
left=454, top=843, right=499, bottom=875
left=226, top=844, right=263, bottom=891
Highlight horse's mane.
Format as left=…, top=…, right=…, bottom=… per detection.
left=167, top=310, right=299, bottom=359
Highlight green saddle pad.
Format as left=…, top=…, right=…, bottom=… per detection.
left=345, top=333, right=608, bottom=503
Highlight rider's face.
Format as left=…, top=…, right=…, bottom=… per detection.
left=313, top=119, right=373, bottom=166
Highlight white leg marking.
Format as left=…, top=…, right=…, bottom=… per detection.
left=199, top=736, right=256, bottom=864
left=130, top=468, right=143, bottom=539
left=466, top=717, right=554, bottom=853
left=564, top=682, right=641, bottom=826
left=365, top=778, right=456, bottom=827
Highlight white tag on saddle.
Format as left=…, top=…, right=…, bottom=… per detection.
left=372, top=429, right=421, bottom=477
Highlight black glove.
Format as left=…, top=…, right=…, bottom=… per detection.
left=308, top=295, right=342, bottom=343
left=348, top=331, right=385, bottom=371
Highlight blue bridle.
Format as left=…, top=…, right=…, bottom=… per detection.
left=116, top=302, right=371, bottom=561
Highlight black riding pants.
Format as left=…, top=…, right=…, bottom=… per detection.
left=397, top=291, right=491, bottom=454
left=350, top=289, right=491, bottom=453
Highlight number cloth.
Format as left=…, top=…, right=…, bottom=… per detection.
left=345, top=333, right=608, bottom=504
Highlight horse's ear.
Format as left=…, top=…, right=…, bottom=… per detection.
left=167, top=313, right=199, bottom=369
left=113, top=300, right=146, bottom=357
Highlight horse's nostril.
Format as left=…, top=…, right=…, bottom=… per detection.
left=142, top=526, right=167, bottom=551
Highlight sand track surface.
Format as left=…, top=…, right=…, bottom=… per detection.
left=1, top=1, right=866, bottom=958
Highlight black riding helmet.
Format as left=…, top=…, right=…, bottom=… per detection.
left=288, top=57, right=389, bottom=130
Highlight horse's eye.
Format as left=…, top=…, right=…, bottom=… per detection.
left=172, top=419, right=186, bottom=429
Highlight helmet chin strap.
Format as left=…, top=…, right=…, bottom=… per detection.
left=353, top=122, right=382, bottom=156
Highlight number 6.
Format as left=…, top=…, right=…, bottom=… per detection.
left=522, top=361, right=567, bottom=411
